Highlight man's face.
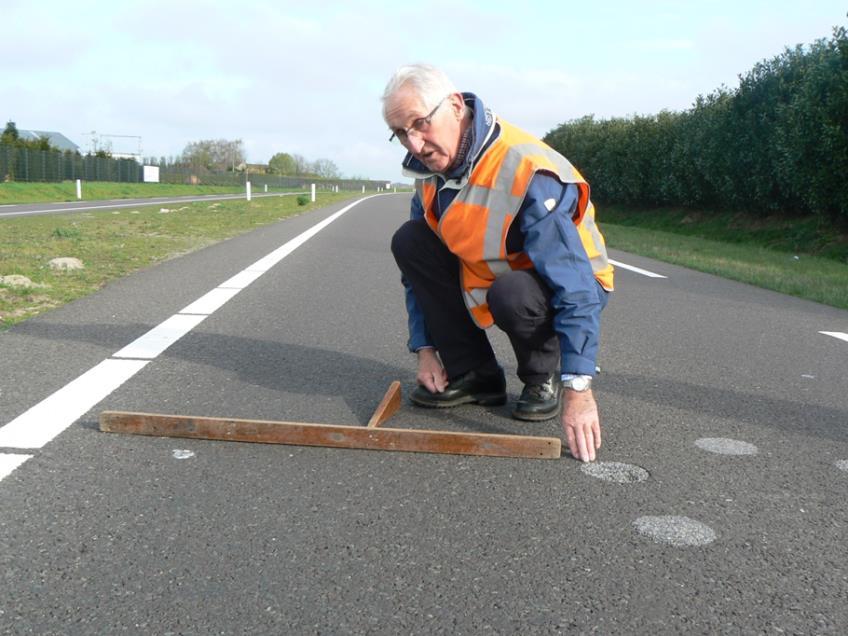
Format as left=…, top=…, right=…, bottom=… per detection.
left=384, top=85, right=463, bottom=173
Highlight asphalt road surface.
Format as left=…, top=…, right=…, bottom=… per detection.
left=0, top=191, right=304, bottom=219
left=1, top=194, right=846, bottom=634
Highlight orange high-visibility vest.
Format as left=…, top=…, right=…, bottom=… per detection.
left=415, top=118, right=614, bottom=329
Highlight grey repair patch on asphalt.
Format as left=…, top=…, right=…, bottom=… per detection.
left=695, top=437, right=758, bottom=455
left=835, top=460, right=848, bottom=472
left=580, top=461, right=649, bottom=483
left=634, top=516, right=717, bottom=546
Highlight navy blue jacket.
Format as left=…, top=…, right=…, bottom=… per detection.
left=400, top=93, right=609, bottom=377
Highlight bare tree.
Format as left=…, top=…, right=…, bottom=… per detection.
left=182, top=138, right=245, bottom=172
left=312, top=158, right=341, bottom=178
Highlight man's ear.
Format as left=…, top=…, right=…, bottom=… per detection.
left=451, top=92, right=465, bottom=119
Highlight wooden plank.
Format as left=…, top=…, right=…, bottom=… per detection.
left=366, top=381, right=402, bottom=428
left=99, top=411, right=561, bottom=460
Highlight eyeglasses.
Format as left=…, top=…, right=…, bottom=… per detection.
left=388, top=96, right=448, bottom=144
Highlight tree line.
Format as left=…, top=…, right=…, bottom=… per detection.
left=544, top=22, right=848, bottom=224
left=145, top=140, right=342, bottom=178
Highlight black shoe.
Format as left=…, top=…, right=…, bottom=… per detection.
left=410, top=367, right=507, bottom=408
left=512, top=374, right=561, bottom=421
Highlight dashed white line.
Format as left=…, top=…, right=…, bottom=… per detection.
left=0, top=196, right=374, bottom=465
left=609, top=258, right=667, bottom=278
left=819, top=331, right=848, bottom=344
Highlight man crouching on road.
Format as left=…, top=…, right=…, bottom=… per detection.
left=382, top=64, right=614, bottom=462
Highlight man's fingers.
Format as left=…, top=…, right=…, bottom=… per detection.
left=594, top=421, right=602, bottom=450
left=420, top=372, right=446, bottom=393
left=433, top=371, right=448, bottom=392
left=576, top=430, right=591, bottom=463
left=417, top=374, right=435, bottom=393
left=584, top=428, right=596, bottom=462
left=565, top=425, right=578, bottom=459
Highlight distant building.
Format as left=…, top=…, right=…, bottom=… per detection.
left=17, top=129, right=80, bottom=153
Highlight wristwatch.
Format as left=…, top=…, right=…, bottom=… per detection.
left=561, top=374, right=592, bottom=392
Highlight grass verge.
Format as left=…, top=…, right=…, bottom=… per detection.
left=0, top=181, right=278, bottom=204
left=600, top=205, right=848, bottom=309
left=0, top=192, right=356, bottom=329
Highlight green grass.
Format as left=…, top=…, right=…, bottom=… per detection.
left=600, top=205, right=848, bottom=309
left=0, top=181, right=265, bottom=204
left=0, top=192, right=356, bottom=328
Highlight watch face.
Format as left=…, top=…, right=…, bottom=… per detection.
left=572, top=376, right=590, bottom=391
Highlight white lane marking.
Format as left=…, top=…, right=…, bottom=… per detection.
left=179, top=287, right=242, bottom=315
left=0, top=191, right=303, bottom=218
left=609, top=258, right=667, bottom=278
left=219, top=269, right=266, bottom=289
left=820, top=331, right=848, bottom=344
left=172, top=449, right=195, bottom=459
left=112, top=314, right=208, bottom=359
left=244, top=202, right=359, bottom=272
left=0, top=196, right=373, bottom=459
left=0, top=360, right=149, bottom=449
left=0, top=454, right=33, bottom=480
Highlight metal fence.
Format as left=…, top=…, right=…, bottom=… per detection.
left=0, top=144, right=142, bottom=183
left=1, top=144, right=395, bottom=192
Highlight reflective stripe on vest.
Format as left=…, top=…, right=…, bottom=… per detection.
left=415, top=118, right=614, bottom=328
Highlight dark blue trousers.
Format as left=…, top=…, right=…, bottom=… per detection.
left=391, top=219, right=559, bottom=385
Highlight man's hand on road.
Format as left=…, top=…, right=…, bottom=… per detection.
left=562, top=389, right=602, bottom=462
left=417, top=348, right=448, bottom=393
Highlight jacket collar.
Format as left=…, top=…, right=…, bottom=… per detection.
left=401, top=92, right=497, bottom=184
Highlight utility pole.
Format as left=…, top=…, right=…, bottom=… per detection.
left=81, top=131, right=98, bottom=154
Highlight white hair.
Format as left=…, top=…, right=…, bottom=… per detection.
left=381, top=64, right=459, bottom=122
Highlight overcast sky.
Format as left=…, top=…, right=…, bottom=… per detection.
left=3, top=1, right=845, bottom=181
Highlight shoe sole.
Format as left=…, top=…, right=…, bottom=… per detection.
left=511, top=408, right=560, bottom=422
left=410, top=393, right=507, bottom=408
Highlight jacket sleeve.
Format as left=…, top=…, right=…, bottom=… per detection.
left=519, top=173, right=608, bottom=376
left=402, top=192, right=434, bottom=352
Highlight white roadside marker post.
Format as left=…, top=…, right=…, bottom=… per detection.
left=246, top=181, right=252, bottom=202
left=76, top=179, right=82, bottom=200
left=311, top=183, right=316, bottom=202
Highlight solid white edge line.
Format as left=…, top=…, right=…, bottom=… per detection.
left=219, top=269, right=266, bottom=289
left=0, top=454, right=34, bottom=481
left=245, top=197, right=373, bottom=272
left=0, top=359, right=149, bottom=449
left=819, top=331, right=848, bottom=344
left=609, top=258, right=667, bottom=278
left=112, top=314, right=208, bottom=359
left=179, top=287, right=242, bottom=315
